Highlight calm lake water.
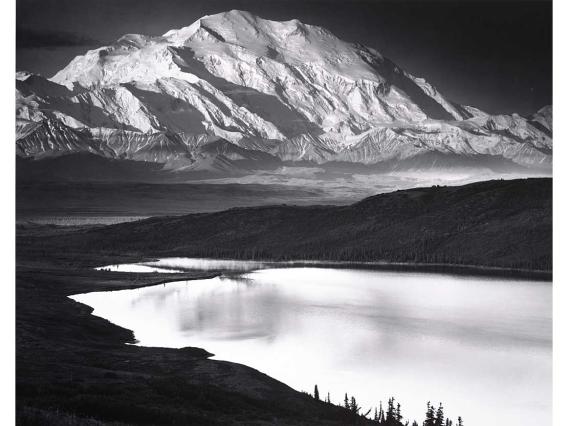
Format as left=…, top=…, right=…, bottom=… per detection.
left=72, top=262, right=551, bottom=426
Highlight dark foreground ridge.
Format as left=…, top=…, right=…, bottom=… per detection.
left=23, top=178, right=552, bottom=274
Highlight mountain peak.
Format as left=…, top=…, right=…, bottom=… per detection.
left=214, top=9, right=257, bottom=21
left=162, top=10, right=263, bottom=43
left=162, top=10, right=329, bottom=50
left=16, top=71, right=34, bottom=81
left=17, top=11, right=552, bottom=175
left=529, top=105, right=552, bottom=134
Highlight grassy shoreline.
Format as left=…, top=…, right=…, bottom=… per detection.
left=17, top=259, right=368, bottom=425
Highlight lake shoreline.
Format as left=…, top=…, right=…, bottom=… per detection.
left=240, top=259, right=551, bottom=281
left=16, top=177, right=552, bottom=424
left=74, top=264, right=551, bottom=426
left=17, top=260, right=367, bottom=425
left=16, top=216, right=550, bottom=425
left=98, top=257, right=552, bottom=282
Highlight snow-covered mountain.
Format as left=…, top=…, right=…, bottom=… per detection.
left=16, top=10, right=552, bottom=177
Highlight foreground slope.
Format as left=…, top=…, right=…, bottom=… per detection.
left=26, top=178, right=552, bottom=272
left=17, top=265, right=374, bottom=425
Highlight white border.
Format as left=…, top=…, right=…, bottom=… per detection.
left=0, top=0, right=15, bottom=421
left=2, top=1, right=564, bottom=425
left=553, top=2, right=566, bottom=426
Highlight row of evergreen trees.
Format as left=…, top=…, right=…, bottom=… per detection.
left=313, top=385, right=463, bottom=426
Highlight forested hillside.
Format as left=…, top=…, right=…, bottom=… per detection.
left=24, top=178, right=552, bottom=272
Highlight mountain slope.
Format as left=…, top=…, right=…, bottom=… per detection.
left=16, top=10, right=552, bottom=177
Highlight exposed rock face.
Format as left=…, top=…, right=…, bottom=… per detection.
left=16, top=10, right=552, bottom=175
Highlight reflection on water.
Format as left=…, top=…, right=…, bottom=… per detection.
left=72, top=267, right=551, bottom=426
left=146, top=258, right=268, bottom=272
left=97, top=258, right=268, bottom=273
left=95, top=264, right=186, bottom=273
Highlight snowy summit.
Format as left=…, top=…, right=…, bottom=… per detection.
left=16, top=10, right=552, bottom=173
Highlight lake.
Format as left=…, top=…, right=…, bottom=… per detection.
left=71, top=261, right=551, bottom=425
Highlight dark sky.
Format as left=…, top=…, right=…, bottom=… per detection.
left=16, top=0, right=552, bottom=116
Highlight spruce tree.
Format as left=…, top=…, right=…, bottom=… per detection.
left=350, top=396, right=360, bottom=414
left=457, top=416, right=463, bottom=426
left=434, top=403, right=444, bottom=426
left=386, top=397, right=395, bottom=423
left=344, top=393, right=350, bottom=409
left=314, top=384, right=319, bottom=401
left=424, top=401, right=436, bottom=426
left=378, top=401, right=386, bottom=423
